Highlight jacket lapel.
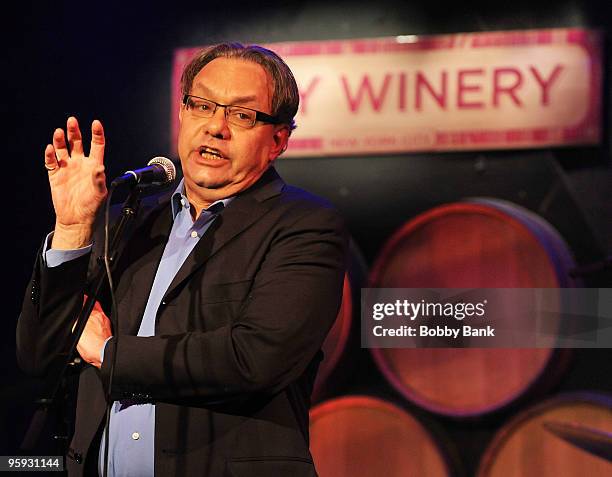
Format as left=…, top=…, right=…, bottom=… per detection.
left=162, top=167, right=285, bottom=303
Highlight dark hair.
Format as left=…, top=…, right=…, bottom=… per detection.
left=180, top=43, right=299, bottom=131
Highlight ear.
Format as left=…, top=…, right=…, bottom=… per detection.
left=268, top=126, right=290, bottom=162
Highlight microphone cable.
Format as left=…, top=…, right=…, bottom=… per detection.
left=102, top=183, right=119, bottom=477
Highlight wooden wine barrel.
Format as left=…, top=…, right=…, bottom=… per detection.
left=310, top=396, right=454, bottom=477
left=369, top=199, right=577, bottom=417
left=312, top=240, right=367, bottom=402
left=477, top=392, right=612, bottom=476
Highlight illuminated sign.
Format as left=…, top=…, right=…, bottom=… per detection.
left=172, top=28, right=601, bottom=156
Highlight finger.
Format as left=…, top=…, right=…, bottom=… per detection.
left=92, top=298, right=104, bottom=312
left=52, top=128, right=70, bottom=165
left=44, top=144, right=59, bottom=172
left=90, top=120, right=105, bottom=165
left=67, top=116, right=84, bottom=156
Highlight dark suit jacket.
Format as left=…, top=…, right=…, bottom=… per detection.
left=17, top=167, right=347, bottom=476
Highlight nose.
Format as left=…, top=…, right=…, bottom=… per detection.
left=204, top=105, right=230, bottom=139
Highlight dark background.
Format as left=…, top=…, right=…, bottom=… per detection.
left=3, top=0, right=611, bottom=474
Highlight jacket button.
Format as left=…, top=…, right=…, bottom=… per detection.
left=74, top=453, right=82, bottom=464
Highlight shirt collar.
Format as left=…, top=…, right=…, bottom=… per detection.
left=170, top=178, right=234, bottom=220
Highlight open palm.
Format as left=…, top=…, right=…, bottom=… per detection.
left=45, top=117, right=108, bottom=229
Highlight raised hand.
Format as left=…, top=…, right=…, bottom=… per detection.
left=44, top=116, right=108, bottom=249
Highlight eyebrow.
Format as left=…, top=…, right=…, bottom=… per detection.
left=227, top=95, right=259, bottom=105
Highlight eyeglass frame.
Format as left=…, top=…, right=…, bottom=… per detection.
left=182, top=94, right=283, bottom=128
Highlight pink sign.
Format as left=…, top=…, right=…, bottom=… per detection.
left=171, top=28, right=602, bottom=157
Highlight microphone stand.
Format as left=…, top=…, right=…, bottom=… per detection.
left=20, top=184, right=144, bottom=467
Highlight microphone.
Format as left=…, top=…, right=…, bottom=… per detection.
left=111, top=157, right=176, bottom=188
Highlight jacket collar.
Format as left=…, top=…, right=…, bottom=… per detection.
left=150, top=165, right=284, bottom=208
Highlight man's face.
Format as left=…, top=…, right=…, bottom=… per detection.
left=178, top=57, right=288, bottom=204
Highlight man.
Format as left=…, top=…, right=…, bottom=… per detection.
left=17, top=43, right=347, bottom=476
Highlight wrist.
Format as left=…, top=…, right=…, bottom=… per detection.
left=52, top=222, right=94, bottom=249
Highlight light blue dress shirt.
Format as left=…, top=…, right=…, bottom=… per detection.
left=44, top=180, right=232, bottom=476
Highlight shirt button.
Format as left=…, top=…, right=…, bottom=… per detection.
left=132, top=432, right=140, bottom=440
left=190, top=231, right=198, bottom=238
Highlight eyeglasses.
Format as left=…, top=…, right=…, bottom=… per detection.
left=182, top=94, right=281, bottom=129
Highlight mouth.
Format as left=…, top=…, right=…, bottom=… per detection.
left=198, top=146, right=227, bottom=161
